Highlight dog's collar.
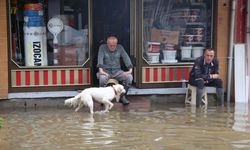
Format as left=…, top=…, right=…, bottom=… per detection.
left=112, top=86, right=117, bottom=95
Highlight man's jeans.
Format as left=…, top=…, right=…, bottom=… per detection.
left=189, top=78, right=224, bottom=106
left=97, top=69, right=133, bottom=87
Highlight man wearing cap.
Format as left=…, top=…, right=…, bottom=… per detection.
left=189, top=48, right=224, bottom=107
left=96, top=36, right=133, bottom=105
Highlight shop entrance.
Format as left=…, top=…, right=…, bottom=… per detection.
left=92, top=0, right=131, bottom=86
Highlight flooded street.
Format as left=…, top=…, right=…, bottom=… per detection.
left=0, top=98, right=250, bottom=150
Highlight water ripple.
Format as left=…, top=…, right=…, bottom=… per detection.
left=0, top=104, right=250, bottom=150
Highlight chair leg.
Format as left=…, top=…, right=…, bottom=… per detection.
left=185, top=84, right=208, bottom=106
left=201, top=88, right=208, bottom=105
left=191, top=87, right=196, bottom=105
left=185, top=88, right=189, bottom=103
left=185, top=84, right=197, bottom=105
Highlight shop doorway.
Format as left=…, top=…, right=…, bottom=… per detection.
left=92, top=0, right=131, bottom=86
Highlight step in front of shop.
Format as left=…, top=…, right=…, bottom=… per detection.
left=8, top=87, right=216, bottom=99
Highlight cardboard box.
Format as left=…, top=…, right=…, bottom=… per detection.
left=58, top=46, right=77, bottom=65
left=150, top=29, right=180, bottom=45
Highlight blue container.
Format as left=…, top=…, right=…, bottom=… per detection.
left=23, top=8, right=45, bottom=27
left=24, top=16, right=44, bottom=27
left=23, top=10, right=43, bottom=17
left=27, top=16, right=44, bottom=22
left=25, top=21, right=44, bottom=27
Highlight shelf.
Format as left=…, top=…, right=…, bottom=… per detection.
left=147, top=62, right=194, bottom=66
left=186, top=22, right=206, bottom=26
left=184, top=42, right=206, bottom=45
left=191, top=3, right=206, bottom=6
left=180, top=58, right=197, bottom=62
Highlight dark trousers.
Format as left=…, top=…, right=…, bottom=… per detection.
left=189, top=78, right=223, bottom=89
left=189, top=78, right=224, bottom=106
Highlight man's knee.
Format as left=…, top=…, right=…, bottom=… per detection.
left=127, top=74, right=133, bottom=84
left=98, top=74, right=110, bottom=87
left=115, top=72, right=133, bottom=85
left=195, top=79, right=205, bottom=89
left=215, top=79, right=223, bottom=88
left=124, top=74, right=133, bottom=85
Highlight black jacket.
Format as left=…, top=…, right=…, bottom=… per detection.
left=189, top=56, right=219, bottom=82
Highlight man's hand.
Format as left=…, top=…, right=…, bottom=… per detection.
left=99, top=68, right=109, bottom=76
left=210, top=74, right=219, bottom=79
left=125, top=68, right=132, bottom=75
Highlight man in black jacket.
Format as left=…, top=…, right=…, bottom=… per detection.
left=189, top=48, right=224, bottom=107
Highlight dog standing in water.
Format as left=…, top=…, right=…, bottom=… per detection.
left=64, top=84, right=126, bottom=114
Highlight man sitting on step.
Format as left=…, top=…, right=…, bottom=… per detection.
left=189, top=48, right=224, bottom=107
left=96, top=36, right=133, bottom=105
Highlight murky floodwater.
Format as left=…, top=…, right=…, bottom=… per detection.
left=0, top=101, right=250, bottom=150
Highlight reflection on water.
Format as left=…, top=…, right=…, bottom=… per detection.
left=233, top=103, right=250, bottom=132
left=0, top=103, right=250, bottom=150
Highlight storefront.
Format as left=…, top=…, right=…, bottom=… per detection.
left=0, top=0, right=231, bottom=99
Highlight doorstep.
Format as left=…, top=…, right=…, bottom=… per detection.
left=7, top=87, right=216, bottom=99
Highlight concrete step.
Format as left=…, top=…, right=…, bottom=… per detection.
left=7, top=87, right=216, bottom=99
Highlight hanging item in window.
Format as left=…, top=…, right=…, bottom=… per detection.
left=47, top=17, right=64, bottom=65
left=23, top=3, right=48, bottom=66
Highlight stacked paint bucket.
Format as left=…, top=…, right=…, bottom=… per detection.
left=23, top=3, right=48, bottom=66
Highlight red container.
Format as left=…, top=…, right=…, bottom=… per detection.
left=147, top=42, right=161, bottom=53
left=24, top=3, right=43, bottom=10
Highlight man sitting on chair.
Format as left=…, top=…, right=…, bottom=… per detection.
left=96, top=36, right=133, bottom=105
left=189, top=48, right=224, bottom=107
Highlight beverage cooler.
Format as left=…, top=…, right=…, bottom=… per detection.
left=136, top=0, right=214, bottom=88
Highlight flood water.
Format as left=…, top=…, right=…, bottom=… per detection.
left=0, top=99, right=250, bottom=150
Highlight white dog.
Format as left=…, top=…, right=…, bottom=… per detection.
left=64, top=84, right=126, bottom=114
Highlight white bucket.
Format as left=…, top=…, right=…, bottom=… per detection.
left=146, top=53, right=160, bottom=63
left=163, top=50, right=176, bottom=60
left=24, top=26, right=48, bottom=66
left=180, top=46, right=192, bottom=59
left=192, top=47, right=204, bottom=58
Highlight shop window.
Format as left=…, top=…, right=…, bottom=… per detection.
left=143, top=0, right=213, bottom=64
left=9, top=0, right=89, bottom=67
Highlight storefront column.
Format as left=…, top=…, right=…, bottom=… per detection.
left=0, top=0, right=9, bottom=99
left=215, top=0, right=230, bottom=89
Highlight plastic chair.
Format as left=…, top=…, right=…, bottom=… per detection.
left=185, top=84, right=208, bottom=105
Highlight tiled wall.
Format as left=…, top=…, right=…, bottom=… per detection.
left=0, top=1, right=8, bottom=99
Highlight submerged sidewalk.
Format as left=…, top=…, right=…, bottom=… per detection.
left=7, top=87, right=217, bottom=99
left=0, top=94, right=217, bottom=111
